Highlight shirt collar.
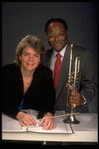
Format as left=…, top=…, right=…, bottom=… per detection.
left=53, top=44, right=67, bottom=57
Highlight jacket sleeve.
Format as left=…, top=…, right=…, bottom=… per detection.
left=2, top=65, right=20, bottom=119
left=80, top=49, right=97, bottom=105
left=37, top=67, right=55, bottom=118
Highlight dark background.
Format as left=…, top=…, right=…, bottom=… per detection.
left=2, top=2, right=98, bottom=112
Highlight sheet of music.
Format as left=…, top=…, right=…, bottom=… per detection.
left=27, top=109, right=73, bottom=133
left=2, top=109, right=73, bottom=134
left=2, top=113, right=26, bottom=132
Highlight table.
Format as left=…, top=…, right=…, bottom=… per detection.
left=2, top=113, right=98, bottom=143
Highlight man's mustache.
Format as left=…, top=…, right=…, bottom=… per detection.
left=51, top=41, right=63, bottom=45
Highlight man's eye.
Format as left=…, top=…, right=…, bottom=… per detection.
left=48, top=35, right=53, bottom=38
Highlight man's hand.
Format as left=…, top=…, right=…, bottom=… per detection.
left=69, top=85, right=85, bottom=107
left=38, top=112, right=56, bottom=130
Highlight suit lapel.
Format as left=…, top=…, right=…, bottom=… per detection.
left=56, top=43, right=71, bottom=99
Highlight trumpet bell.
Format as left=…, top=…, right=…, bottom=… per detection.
left=63, top=114, right=80, bottom=124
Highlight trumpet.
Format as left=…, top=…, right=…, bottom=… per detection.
left=63, top=44, right=81, bottom=124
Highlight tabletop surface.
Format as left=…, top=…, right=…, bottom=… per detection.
left=2, top=111, right=98, bottom=142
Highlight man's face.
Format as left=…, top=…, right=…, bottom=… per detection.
left=46, top=22, right=68, bottom=52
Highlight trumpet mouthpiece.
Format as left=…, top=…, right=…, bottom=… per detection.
left=70, top=44, right=73, bottom=49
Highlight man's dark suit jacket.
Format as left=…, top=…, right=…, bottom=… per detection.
left=2, top=63, right=55, bottom=119
left=43, top=42, right=97, bottom=113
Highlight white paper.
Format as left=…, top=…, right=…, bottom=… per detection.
left=27, top=109, right=73, bottom=134
left=2, top=113, right=26, bottom=132
left=2, top=110, right=73, bottom=134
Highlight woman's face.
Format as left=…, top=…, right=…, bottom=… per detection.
left=19, top=47, right=40, bottom=72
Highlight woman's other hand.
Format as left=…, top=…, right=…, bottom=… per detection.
left=38, top=112, right=55, bottom=130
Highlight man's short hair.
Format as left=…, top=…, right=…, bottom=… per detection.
left=44, top=18, right=68, bottom=33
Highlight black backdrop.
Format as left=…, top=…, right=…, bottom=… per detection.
left=2, top=2, right=98, bottom=112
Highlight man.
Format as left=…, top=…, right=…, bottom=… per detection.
left=43, top=18, right=97, bottom=113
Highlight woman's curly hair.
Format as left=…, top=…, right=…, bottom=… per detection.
left=14, top=35, right=46, bottom=67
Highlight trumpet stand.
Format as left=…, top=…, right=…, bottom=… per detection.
left=63, top=106, right=80, bottom=124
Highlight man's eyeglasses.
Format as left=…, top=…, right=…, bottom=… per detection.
left=47, top=33, right=66, bottom=41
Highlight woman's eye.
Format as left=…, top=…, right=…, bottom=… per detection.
left=34, top=54, right=39, bottom=57
left=24, top=53, right=29, bottom=56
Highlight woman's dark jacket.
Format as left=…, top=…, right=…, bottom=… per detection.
left=2, top=63, right=55, bottom=119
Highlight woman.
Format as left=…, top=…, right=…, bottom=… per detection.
left=2, top=35, right=55, bottom=130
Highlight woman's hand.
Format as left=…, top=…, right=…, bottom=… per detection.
left=16, top=111, right=36, bottom=127
left=38, top=112, right=56, bottom=130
